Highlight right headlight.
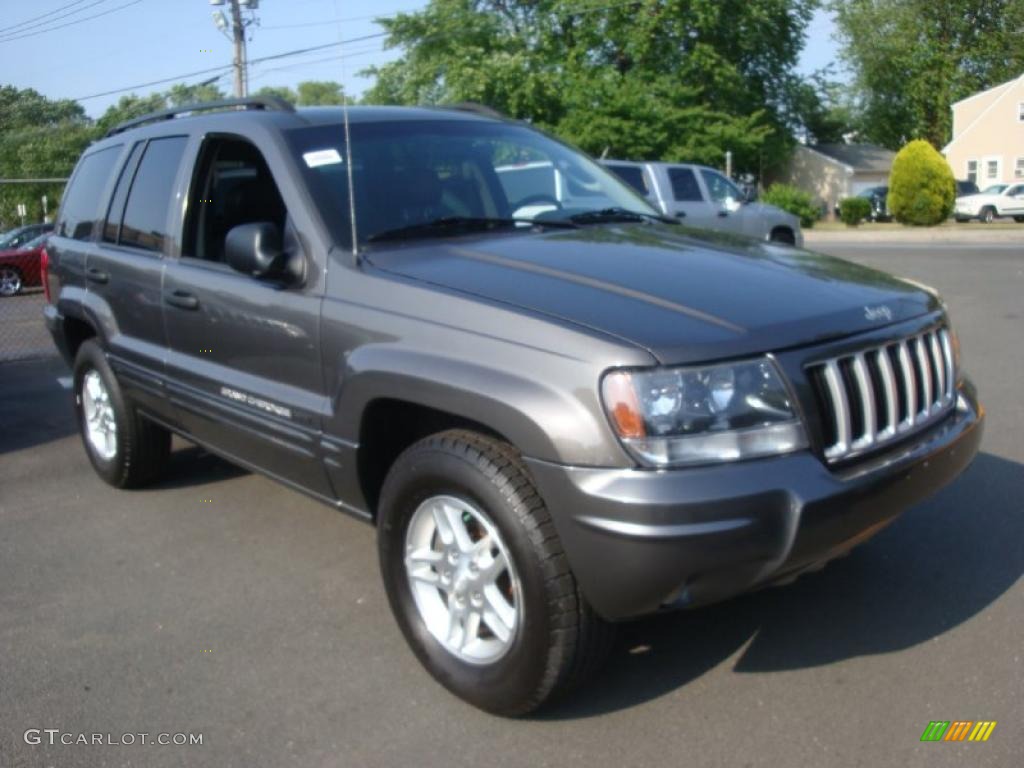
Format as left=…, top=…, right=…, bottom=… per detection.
left=601, top=357, right=807, bottom=467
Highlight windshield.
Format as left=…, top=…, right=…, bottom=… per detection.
left=285, top=119, right=658, bottom=248
left=981, top=184, right=1007, bottom=195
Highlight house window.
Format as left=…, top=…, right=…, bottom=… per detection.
left=985, top=157, right=1001, bottom=181
left=966, top=160, right=978, bottom=184
left=1017, top=158, right=1024, bottom=179
left=1019, top=102, right=1024, bottom=122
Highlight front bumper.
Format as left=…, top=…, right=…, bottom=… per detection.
left=525, top=381, right=983, bottom=621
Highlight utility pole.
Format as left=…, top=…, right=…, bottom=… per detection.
left=210, top=1, right=259, bottom=98
left=229, top=0, right=247, bottom=98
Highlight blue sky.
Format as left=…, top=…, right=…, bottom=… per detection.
left=0, top=0, right=840, bottom=118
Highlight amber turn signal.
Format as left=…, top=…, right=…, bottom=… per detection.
left=601, top=372, right=646, bottom=439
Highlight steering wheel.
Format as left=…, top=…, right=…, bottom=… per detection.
left=512, top=194, right=562, bottom=211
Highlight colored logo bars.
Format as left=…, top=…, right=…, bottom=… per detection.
left=921, top=721, right=997, bottom=742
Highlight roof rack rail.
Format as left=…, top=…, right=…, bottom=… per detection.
left=104, top=96, right=295, bottom=138
left=443, top=102, right=507, bottom=120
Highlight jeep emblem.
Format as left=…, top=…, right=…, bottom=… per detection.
left=864, top=305, right=893, bottom=322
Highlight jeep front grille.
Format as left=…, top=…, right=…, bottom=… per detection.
left=810, top=327, right=955, bottom=462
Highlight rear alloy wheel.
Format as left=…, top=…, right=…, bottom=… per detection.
left=73, top=340, right=170, bottom=488
left=0, top=266, right=23, bottom=297
left=981, top=206, right=996, bottom=223
left=378, top=430, right=613, bottom=716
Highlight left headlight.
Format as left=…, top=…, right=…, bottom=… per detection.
left=601, top=357, right=808, bottom=467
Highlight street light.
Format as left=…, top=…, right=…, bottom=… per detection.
left=212, top=10, right=228, bottom=31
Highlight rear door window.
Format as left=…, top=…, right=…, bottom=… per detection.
left=668, top=167, right=703, bottom=202
left=119, top=136, right=188, bottom=253
left=58, top=145, right=123, bottom=240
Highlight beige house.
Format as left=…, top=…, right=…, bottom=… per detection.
left=944, top=73, right=1024, bottom=186
left=778, top=143, right=896, bottom=218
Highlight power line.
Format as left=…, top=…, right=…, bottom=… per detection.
left=0, top=0, right=143, bottom=43
left=0, top=0, right=93, bottom=35
left=260, top=7, right=422, bottom=30
left=72, top=33, right=388, bottom=101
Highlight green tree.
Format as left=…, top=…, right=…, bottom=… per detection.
left=0, top=86, right=91, bottom=227
left=831, top=0, right=1024, bottom=149
left=254, top=85, right=299, bottom=103
left=887, top=139, right=955, bottom=225
left=363, top=0, right=821, bottom=175
left=296, top=81, right=349, bottom=106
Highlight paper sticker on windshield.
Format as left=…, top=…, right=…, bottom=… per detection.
left=303, top=149, right=343, bottom=168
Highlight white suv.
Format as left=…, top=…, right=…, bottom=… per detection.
left=954, top=183, right=1024, bottom=223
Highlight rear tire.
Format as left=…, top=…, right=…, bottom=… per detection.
left=73, top=340, right=170, bottom=488
left=1014, top=216, right=1024, bottom=223
left=377, top=429, right=613, bottom=716
left=769, top=227, right=796, bottom=245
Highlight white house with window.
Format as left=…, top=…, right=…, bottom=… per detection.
left=944, top=73, right=1024, bottom=187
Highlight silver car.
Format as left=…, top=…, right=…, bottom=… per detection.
left=603, top=160, right=803, bottom=246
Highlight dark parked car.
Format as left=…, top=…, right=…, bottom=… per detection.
left=857, top=185, right=890, bottom=221
left=44, top=98, right=983, bottom=716
left=955, top=179, right=980, bottom=197
left=0, top=232, right=49, bottom=296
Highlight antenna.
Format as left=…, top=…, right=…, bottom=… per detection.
left=335, top=6, right=359, bottom=257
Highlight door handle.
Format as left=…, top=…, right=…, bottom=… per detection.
left=86, top=267, right=109, bottom=284
left=164, top=290, right=199, bottom=310
left=717, top=210, right=729, bottom=218
left=675, top=211, right=687, bottom=219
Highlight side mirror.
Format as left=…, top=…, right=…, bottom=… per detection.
left=225, top=222, right=293, bottom=282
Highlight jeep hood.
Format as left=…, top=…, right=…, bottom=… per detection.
left=366, top=224, right=940, bottom=364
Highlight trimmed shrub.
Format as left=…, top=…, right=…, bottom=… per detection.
left=760, top=183, right=819, bottom=228
left=839, top=196, right=871, bottom=225
left=888, top=139, right=956, bottom=226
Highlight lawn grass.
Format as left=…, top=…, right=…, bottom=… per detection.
left=812, top=219, right=1023, bottom=232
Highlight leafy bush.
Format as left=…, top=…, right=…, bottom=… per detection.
left=760, top=183, right=819, bottom=228
left=888, top=139, right=956, bottom=226
left=838, top=196, right=871, bottom=225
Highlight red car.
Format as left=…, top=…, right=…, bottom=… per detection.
left=0, top=232, right=48, bottom=297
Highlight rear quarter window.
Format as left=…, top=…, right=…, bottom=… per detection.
left=606, top=165, right=648, bottom=195
left=57, top=145, right=123, bottom=240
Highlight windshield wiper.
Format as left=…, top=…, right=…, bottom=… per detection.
left=366, top=216, right=577, bottom=243
left=566, top=207, right=678, bottom=225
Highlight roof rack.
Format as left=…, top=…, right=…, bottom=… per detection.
left=443, top=102, right=507, bottom=120
left=104, top=95, right=295, bottom=138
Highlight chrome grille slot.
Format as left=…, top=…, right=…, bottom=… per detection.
left=810, top=326, right=956, bottom=462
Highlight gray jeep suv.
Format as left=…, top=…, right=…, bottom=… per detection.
left=43, top=98, right=983, bottom=716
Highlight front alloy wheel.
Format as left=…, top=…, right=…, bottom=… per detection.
left=0, top=267, right=22, bottom=296
left=405, top=495, right=521, bottom=664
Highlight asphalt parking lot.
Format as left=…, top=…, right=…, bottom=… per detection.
left=1, top=242, right=1021, bottom=768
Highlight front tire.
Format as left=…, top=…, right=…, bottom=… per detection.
left=769, top=227, right=796, bottom=245
left=981, top=206, right=996, bottom=223
left=73, top=340, right=170, bottom=488
left=377, top=430, right=612, bottom=716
